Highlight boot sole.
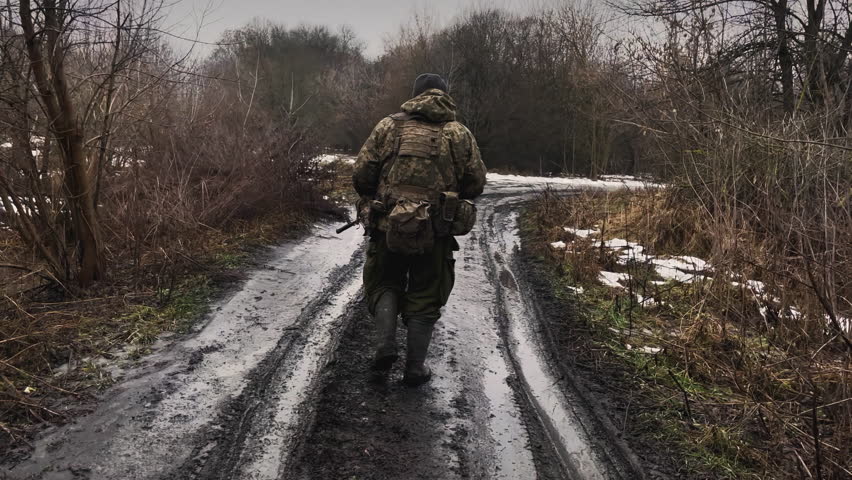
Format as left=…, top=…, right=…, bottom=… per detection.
left=402, top=369, right=432, bottom=387
left=372, top=354, right=399, bottom=371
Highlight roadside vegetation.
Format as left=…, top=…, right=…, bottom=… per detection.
left=522, top=185, right=850, bottom=479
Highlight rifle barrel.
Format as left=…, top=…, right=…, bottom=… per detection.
left=336, top=219, right=359, bottom=234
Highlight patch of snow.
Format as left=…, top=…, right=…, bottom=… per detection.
left=566, top=286, right=584, bottom=294
left=314, top=154, right=340, bottom=165
left=637, top=346, right=662, bottom=354
left=746, top=280, right=766, bottom=296
left=673, top=256, right=710, bottom=271
left=598, top=271, right=629, bottom=288
left=617, top=249, right=651, bottom=265
left=602, top=238, right=637, bottom=249
left=0, top=142, right=11, bottom=148
left=788, top=307, right=802, bottom=320
left=635, top=293, right=657, bottom=307
left=652, top=257, right=705, bottom=272
left=550, top=241, right=567, bottom=250
left=829, top=315, right=851, bottom=334
left=486, top=172, right=658, bottom=192
left=600, top=174, right=642, bottom=181
left=563, top=227, right=598, bottom=238
left=654, top=263, right=700, bottom=283
left=650, top=257, right=710, bottom=283
left=314, top=153, right=356, bottom=165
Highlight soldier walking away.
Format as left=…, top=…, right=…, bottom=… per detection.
left=352, top=73, right=487, bottom=386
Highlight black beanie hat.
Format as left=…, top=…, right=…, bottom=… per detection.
left=412, top=73, right=448, bottom=97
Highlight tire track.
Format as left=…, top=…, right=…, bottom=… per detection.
left=172, top=247, right=365, bottom=480
left=3, top=222, right=365, bottom=480
left=483, top=194, right=643, bottom=479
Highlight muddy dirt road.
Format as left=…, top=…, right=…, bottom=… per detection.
left=3, top=176, right=644, bottom=480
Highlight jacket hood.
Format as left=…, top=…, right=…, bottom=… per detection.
left=401, top=89, right=457, bottom=122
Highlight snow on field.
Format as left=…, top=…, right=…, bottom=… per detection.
left=314, top=153, right=356, bottom=165
left=563, top=227, right=596, bottom=238
left=559, top=225, right=711, bottom=284
left=560, top=225, right=849, bottom=334
left=602, top=238, right=636, bottom=249
left=651, top=260, right=702, bottom=283
left=650, top=257, right=711, bottom=283
left=486, top=172, right=657, bottom=192
left=598, top=271, right=629, bottom=288
left=618, top=248, right=650, bottom=265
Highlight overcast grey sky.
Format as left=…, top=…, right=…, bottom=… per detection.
left=165, top=0, right=535, bottom=58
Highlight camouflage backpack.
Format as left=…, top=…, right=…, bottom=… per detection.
left=376, top=113, right=476, bottom=255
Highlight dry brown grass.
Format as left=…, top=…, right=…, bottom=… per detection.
left=527, top=187, right=852, bottom=479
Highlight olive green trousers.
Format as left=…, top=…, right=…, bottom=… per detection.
left=364, top=233, right=459, bottom=323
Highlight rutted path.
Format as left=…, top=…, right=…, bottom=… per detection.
left=3, top=177, right=644, bottom=480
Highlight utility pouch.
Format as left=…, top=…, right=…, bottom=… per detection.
left=441, top=192, right=459, bottom=222
left=386, top=199, right=434, bottom=255
left=432, top=191, right=459, bottom=237
left=449, top=200, right=477, bottom=236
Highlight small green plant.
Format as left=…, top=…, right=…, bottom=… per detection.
left=81, top=360, right=115, bottom=390
left=213, top=251, right=249, bottom=269
left=120, top=275, right=215, bottom=346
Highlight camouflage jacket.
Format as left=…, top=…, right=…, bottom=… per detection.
left=352, top=89, right=487, bottom=202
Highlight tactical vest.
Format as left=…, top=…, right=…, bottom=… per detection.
left=377, top=112, right=458, bottom=204
left=373, top=112, right=476, bottom=254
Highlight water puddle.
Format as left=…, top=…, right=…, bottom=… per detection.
left=491, top=208, right=611, bottom=479
left=448, top=232, right=537, bottom=480
left=240, top=272, right=364, bottom=479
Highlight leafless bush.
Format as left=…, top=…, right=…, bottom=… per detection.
left=609, top=1, right=852, bottom=474
left=0, top=2, right=330, bottom=293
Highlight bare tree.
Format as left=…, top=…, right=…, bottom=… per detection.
left=1, top=0, right=177, bottom=287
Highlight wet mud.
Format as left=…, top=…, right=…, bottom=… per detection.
left=285, top=303, right=468, bottom=480
left=2, top=180, right=647, bottom=480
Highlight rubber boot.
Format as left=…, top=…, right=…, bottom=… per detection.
left=403, top=316, right=435, bottom=386
left=372, top=291, right=399, bottom=371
